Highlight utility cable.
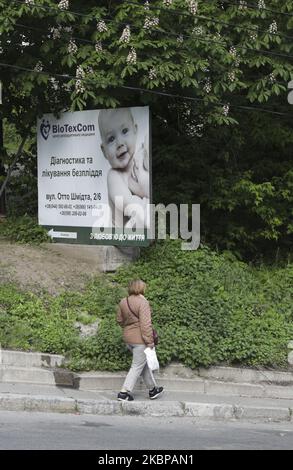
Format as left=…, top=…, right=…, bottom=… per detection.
left=0, top=61, right=291, bottom=118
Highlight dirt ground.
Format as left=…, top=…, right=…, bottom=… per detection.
left=0, top=239, right=103, bottom=294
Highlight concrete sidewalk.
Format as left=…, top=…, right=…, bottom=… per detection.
left=1, top=350, right=293, bottom=423
left=1, top=382, right=293, bottom=423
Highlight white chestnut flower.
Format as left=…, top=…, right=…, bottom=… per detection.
left=193, top=26, right=203, bottom=36
left=144, top=16, right=159, bottom=30
left=68, top=39, right=78, bottom=54
left=97, top=20, right=108, bottom=33
left=50, top=78, right=59, bottom=91
left=34, top=61, right=43, bottom=72
left=250, top=31, right=258, bottom=41
left=148, top=67, right=157, bottom=80
left=239, top=1, right=248, bottom=10
left=187, top=0, right=198, bottom=16
left=229, top=46, right=237, bottom=57
left=95, top=41, right=103, bottom=52
left=269, top=21, right=278, bottom=35
left=127, top=47, right=137, bottom=65
left=228, top=71, right=236, bottom=83
left=76, top=66, right=85, bottom=79
left=58, top=0, right=69, bottom=10
left=120, top=25, right=131, bottom=44
left=75, top=79, right=85, bottom=94
left=222, top=104, right=230, bottom=116
left=203, top=78, right=212, bottom=94
left=51, top=27, right=61, bottom=40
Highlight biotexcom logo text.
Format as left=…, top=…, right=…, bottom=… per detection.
left=40, top=119, right=96, bottom=140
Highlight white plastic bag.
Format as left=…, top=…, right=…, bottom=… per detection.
left=144, top=347, right=160, bottom=371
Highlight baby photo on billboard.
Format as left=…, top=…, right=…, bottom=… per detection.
left=98, top=106, right=150, bottom=229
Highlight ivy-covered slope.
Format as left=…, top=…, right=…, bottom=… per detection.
left=1, top=240, right=292, bottom=371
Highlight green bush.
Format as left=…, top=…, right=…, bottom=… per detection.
left=0, top=215, right=50, bottom=244
left=0, top=286, right=79, bottom=354
left=112, top=240, right=293, bottom=369
left=0, top=241, right=292, bottom=370
left=69, top=318, right=132, bottom=372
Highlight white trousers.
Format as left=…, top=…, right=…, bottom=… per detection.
left=122, top=344, right=157, bottom=393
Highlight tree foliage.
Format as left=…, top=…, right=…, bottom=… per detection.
left=0, top=0, right=292, bottom=259
left=1, top=0, right=293, bottom=117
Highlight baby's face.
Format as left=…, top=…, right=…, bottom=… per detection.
left=100, top=110, right=137, bottom=170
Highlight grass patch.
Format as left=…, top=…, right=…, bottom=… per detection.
left=0, top=215, right=50, bottom=244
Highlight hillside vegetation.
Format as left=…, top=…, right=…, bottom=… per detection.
left=0, top=239, right=292, bottom=371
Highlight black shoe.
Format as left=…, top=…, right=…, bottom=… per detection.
left=149, top=387, right=164, bottom=400
left=117, top=391, right=134, bottom=402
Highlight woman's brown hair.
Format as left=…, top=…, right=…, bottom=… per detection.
left=128, top=279, right=146, bottom=296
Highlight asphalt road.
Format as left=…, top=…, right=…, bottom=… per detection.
left=0, top=411, right=293, bottom=450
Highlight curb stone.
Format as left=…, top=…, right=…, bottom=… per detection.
left=233, top=405, right=291, bottom=422
left=76, top=399, right=122, bottom=415
left=120, top=401, right=185, bottom=418
left=0, top=394, right=76, bottom=413
left=184, top=403, right=234, bottom=420
left=0, top=393, right=293, bottom=423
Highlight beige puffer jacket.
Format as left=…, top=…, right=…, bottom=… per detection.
left=116, top=294, right=154, bottom=347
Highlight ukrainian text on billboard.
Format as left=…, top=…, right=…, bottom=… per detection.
left=37, top=107, right=151, bottom=246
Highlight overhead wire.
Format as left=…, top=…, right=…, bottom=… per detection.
left=9, top=20, right=293, bottom=64
left=1, top=1, right=292, bottom=118
left=6, top=0, right=293, bottom=43
left=4, top=12, right=293, bottom=62
left=4, top=0, right=293, bottom=50
left=222, top=1, right=293, bottom=18
left=0, top=61, right=291, bottom=119
left=124, top=1, right=293, bottom=41
left=1, top=17, right=291, bottom=100
left=2, top=20, right=291, bottom=92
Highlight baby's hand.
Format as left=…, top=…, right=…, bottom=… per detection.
left=128, top=144, right=149, bottom=199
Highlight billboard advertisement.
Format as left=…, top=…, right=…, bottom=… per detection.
left=37, top=106, right=151, bottom=246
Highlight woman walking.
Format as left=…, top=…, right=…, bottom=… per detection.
left=116, top=279, right=164, bottom=402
